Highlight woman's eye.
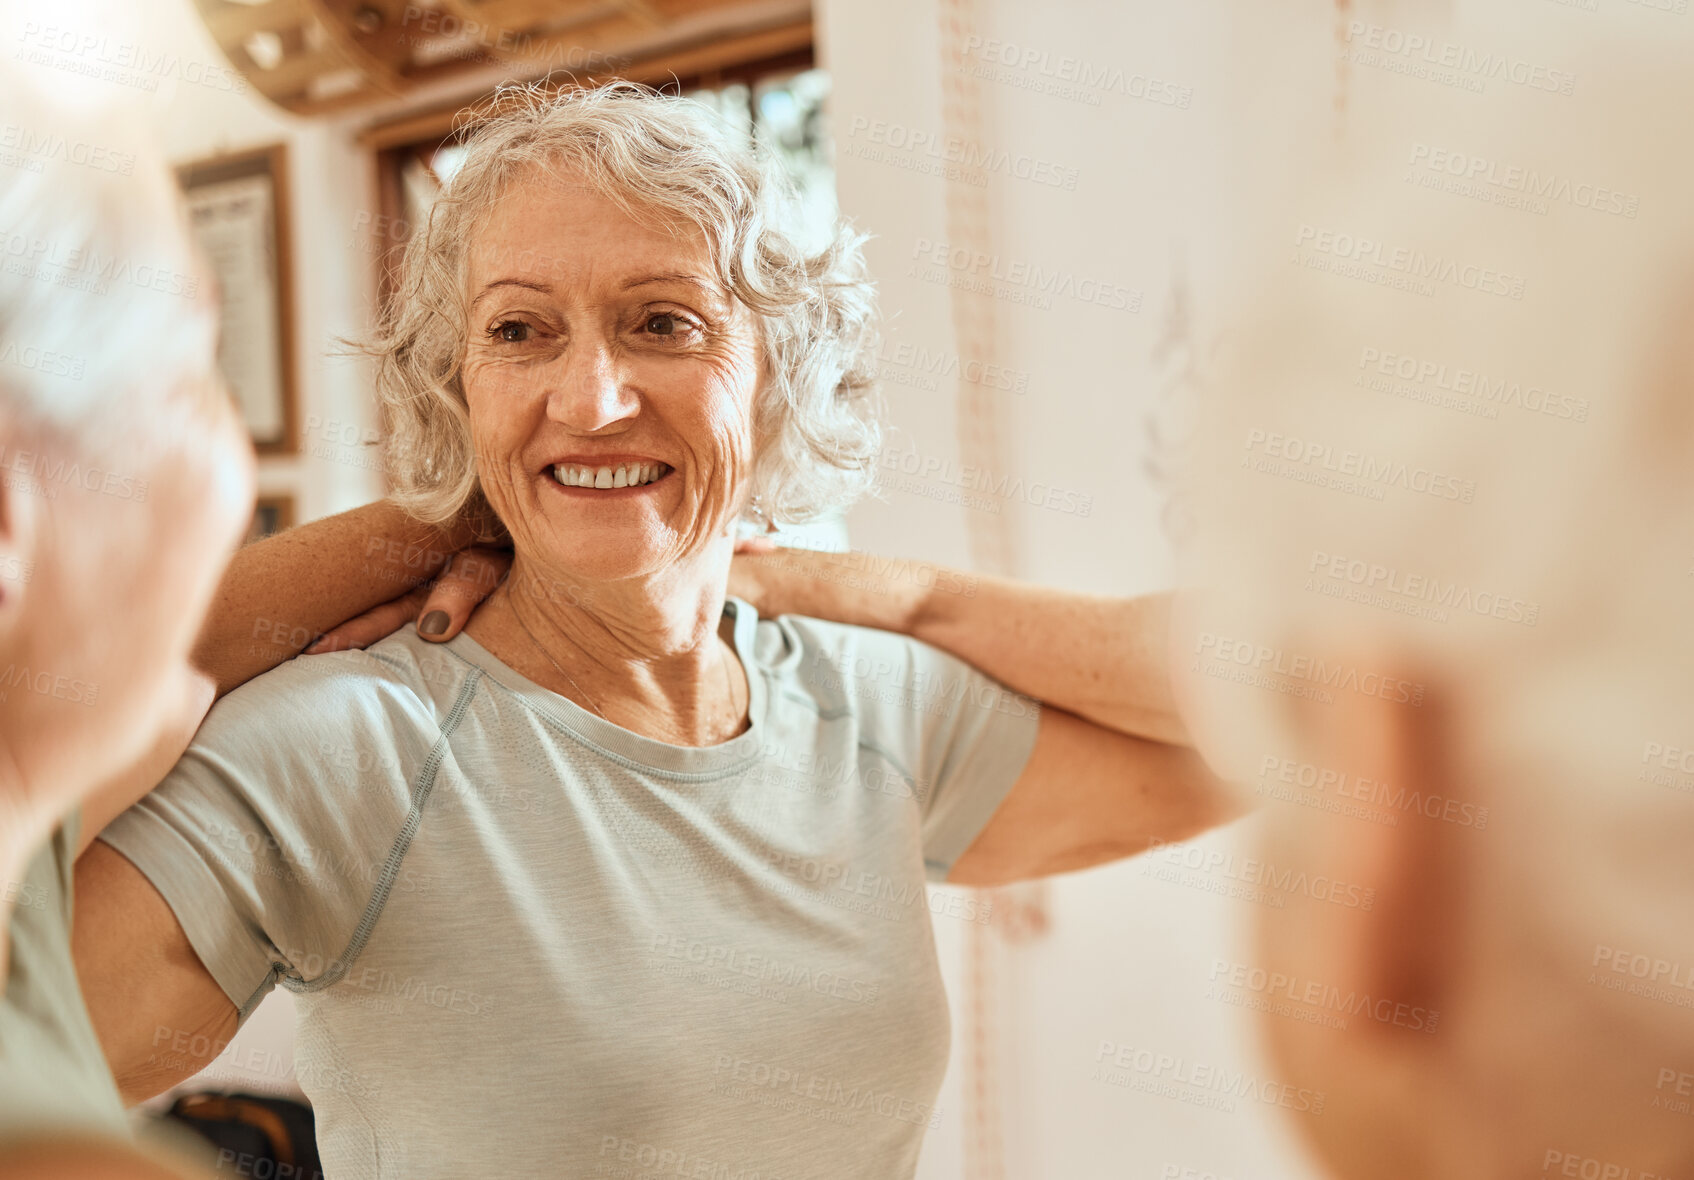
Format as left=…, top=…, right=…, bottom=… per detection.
left=490, top=320, right=531, bottom=343
left=644, top=312, right=700, bottom=339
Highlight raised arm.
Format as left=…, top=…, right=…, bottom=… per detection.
left=728, top=547, right=1243, bottom=886
left=728, top=547, right=1189, bottom=745
left=191, top=500, right=485, bottom=698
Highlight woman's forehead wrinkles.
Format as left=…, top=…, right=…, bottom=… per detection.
left=466, top=237, right=725, bottom=308
left=470, top=177, right=713, bottom=285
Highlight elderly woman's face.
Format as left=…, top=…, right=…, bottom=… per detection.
left=459, top=169, right=762, bottom=582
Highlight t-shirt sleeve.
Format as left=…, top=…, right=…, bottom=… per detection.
left=97, top=651, right=437, bottom=1021
left=795, top=619, right=1042, bottom=883
left=904, top=642, right=1042, bottom=882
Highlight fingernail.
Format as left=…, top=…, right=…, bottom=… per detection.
left=419, top=610, right=450, bottom=637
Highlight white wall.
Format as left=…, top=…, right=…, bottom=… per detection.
left=819, top=0, right=1329, bottom=1176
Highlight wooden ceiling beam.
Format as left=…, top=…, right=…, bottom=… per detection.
left=358, top=19, right=811, bottom=150
left=435, top=0, right=620, bottom=34
left=201, top=0, right=308, bottom=43
left=191, top=0, right=813, bottom=117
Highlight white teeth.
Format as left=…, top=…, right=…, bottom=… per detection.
left=551, top=461, right=669, bottom=489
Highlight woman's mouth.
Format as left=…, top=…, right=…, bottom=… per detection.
left=550, top=460, right=673, bottom=490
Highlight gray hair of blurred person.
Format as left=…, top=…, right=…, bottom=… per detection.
left=368, top=81, right=881, bottom=534
left=0, top=77, right=215, bottom=443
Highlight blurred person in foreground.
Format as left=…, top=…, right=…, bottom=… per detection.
left=1176, top=6, right=1694, bottom=1178
left=0, top=75, right=255, bottom=1176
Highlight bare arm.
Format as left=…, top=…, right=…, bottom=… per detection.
left=728, top=548, right=1189, bottom=745
left=191, top=499, right=485, bottom=698
left=948, top=707, right=1241, bottom=886
left=727, top=548, right=1243, bottom=886
left=72, top=842, right=237, bottom=1105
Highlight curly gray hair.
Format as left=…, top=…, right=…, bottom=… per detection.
left=369, top=80, right=882, bottom=532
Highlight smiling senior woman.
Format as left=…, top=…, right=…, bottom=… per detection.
left=74, top=84, right=1234, bottom=1178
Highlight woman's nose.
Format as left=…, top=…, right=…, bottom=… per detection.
left=545, top=338, right=639, bottom=431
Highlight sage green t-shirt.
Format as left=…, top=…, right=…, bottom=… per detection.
left=0, top=813, right=129, bottom=1143
left=101, top=600, right=1041, bottom=1179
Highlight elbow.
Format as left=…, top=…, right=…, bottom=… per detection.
left=946, top=839, right=1142, bottom=887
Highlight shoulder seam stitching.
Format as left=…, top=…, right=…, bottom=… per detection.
left=279, top=668, right=486, bottom=996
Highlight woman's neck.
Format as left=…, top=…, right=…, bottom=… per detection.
left=464, top=552, right=751, bottom=747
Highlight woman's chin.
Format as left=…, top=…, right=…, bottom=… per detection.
left=515, top=529, right=703, bottom=599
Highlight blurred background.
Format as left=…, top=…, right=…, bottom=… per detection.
left=0, top=0, right=1376, bottom=1175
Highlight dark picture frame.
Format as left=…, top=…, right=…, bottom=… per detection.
left=178, top=144, right=299, bottom=455
left=247, top=494, right=296, bottom=545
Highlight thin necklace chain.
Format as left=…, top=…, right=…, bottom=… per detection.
left=509, top=603, right=608, bottom=720
left=508, top=601, right=743, bottom=736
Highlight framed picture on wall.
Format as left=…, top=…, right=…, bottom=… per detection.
left=178, top=144, right=299, bottom=455
left=247, top=494, right=296, bottom=545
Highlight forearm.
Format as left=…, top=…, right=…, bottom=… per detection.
left=191, top=499, right=475, bottom=698
left=915, top=574, right=1186, bottom=745
left=737, top=549, right=1188, bottom=745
